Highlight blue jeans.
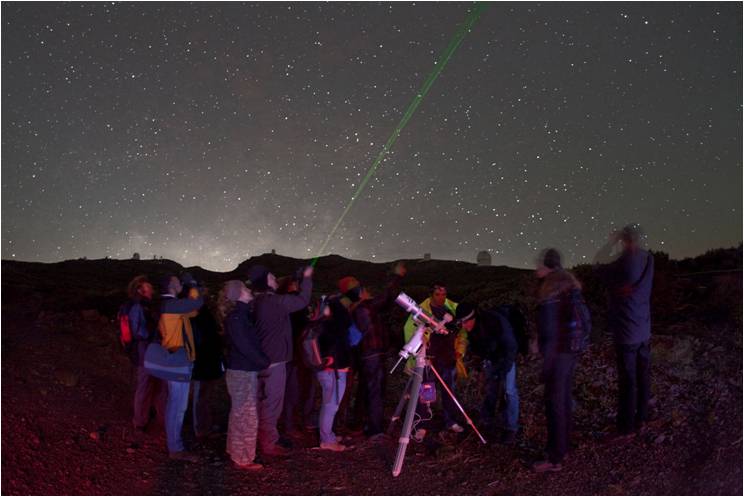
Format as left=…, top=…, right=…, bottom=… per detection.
left=482, top=362, right=520, bottom=433
left=316, top=370, right=347, bottom=444
left=165, top=380, right=191, bottom=453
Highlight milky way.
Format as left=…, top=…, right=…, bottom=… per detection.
left=2, top=2, right=741, bottom=271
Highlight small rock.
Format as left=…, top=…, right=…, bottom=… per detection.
left=654, top=434, right=666, bottom=444
left=126, top=447, right=135, bottom=454
left=39, top=389, right=47, bottom=396
left=89, top=431, right=100, bottom=441
left=55, top=369, right=79, bottom=387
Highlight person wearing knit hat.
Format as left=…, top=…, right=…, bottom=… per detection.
left=248, top=265, right=274, bottom=292
left=218, top=280, right=269, bottom=471
left=465, top=302, right=522, bottom=446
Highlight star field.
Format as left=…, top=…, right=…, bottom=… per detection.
left=2, top=2, right=741, bottom=271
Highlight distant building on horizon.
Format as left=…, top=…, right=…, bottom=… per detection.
left=477, top=250, right=492, bottom=266
left=423, top=253, right=431, bottom=261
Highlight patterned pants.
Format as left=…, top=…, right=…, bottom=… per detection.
left=226, top=369, right=259, bottom=465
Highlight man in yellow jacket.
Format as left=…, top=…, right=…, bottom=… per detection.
left=402, top=284, right=468, bottom=435
left=157, top=274, right=203, bottom=462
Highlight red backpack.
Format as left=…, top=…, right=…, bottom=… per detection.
left=118, top=302, right=134, bottom=352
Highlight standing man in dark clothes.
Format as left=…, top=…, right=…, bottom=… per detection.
left=351, top=262, right=407, bottom=440
left=277, top=275, right=312, bottom=437
left=533, top=249, right=584, bottom=472
left=179, top=273, right=224, bottom=440
left=124, top=275, right=166, bottom=436
left=249, top=264, right=313, bottom=457
left=594, top=224, right=655, bottom=438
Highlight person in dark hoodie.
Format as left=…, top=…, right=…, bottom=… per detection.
left=533, top=248, right=584, bottom=472
left=249, top=264, right=313, bottom=457
left=465, top=302, right=520, bottom=445
left=316, top=297, right=354, bottom=451
left=594, top=224, right=655, bottom=438
left=124, top=275, right=166, bottom=436
left=157, top=274, right=204, bottom=462
left=349, top=262, right=406, bottom=440
left=219, top=280, right=270, bottom=471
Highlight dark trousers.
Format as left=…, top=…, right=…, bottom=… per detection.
left=282, top=361, right=317, bottom=431
left=417, top=364, right=460, bottom=429
left=544, top=353, right=577, bottom=464
left=132, top=366, right=167, bottom=429
left=360, top=353, right=386, bottom=435
left=615, top=340, right=651, bottom=433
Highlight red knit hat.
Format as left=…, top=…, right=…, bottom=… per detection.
left=338, top=276, right=360, bottom=294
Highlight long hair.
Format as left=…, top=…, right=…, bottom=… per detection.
left=217, top=287, right=238, bottom=327
left=127, top=275, right=149, bottom=300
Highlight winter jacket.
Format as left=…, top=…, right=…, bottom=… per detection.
left=190, top=304, right=225, bottom=381
left=469, top=307, right=518, bottom=378
left=403, top=298, right=468, bottom=376
left=352, top=274, right=403, bottom=357
left=318, top=299, right=354, bottom=370
left=536, top=269, right=582, bottom=374
left=158, top=293, right=204, bottom=361
left=598, top=249, right=654, bottom=344
left=224, top=301, right=270, bottom=372
left=253, top=276, right=312, bottom=364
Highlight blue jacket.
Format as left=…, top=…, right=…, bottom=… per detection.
left=125, top=298, right=157, bottom=366
left=599, top=249, right=654, bottom=344
left=225, top=302, right=270, bottom=372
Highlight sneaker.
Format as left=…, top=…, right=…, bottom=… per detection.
left=448, top=423, right=465, bottom=433
left=168, top=451, right=199, bottom=463
left=532, top=460, right=563, bottom=473
left=261, top=444, right=290, bottom=457
left=233, top=461, right=263, bottom=471
left=413, top=428, right=427, bottom=442
left=367, top=432, right=388, bottom=443
left=319, top=441, right=346, bottom=452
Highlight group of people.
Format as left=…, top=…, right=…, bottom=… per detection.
left=120, top=223, right=654, bottom=474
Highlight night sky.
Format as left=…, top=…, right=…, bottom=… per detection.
left=2, top=2, right=741, bottom=272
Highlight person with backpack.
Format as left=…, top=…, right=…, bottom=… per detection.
left=219, top=280, right=270, bottom=471
left=315, top=297, right=354, bottom=451
left=157, top=274, right=204, bottom=462
left=466, top=302, right=521, bottom=445
left=121, top=275, right=166, bottom=437
left=179, top=273, right=224, bottom=441
left=594, top=224, right=654, bottom=439
left=532, top=248, right=588, bottom=472
left=249, top=264, right=313, bottom=457
left=349, top=262, right=406, bottom=440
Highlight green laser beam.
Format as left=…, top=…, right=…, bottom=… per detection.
left=310, top=2, right=488, bottom=266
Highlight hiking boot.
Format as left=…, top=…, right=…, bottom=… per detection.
left=262, top=444, right=290, bottom=457
left=448, top=423, right=465, bottom=433
left=169, top=451, right=199, bottom=463
left=413, top=428, right=427, bottom=442
left=233, top=461, right=263, bottom=471
left=319, top=441, right=346, bottom=452
left=532, top=460, right=563, bottom=473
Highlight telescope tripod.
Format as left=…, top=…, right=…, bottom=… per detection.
left=389, top=328, right=486, bottom=477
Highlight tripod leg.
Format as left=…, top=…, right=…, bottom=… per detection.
left=387, top=374, right=414, bottom=435
left=392, top=365, right=423, bottom=477
left=428, top=363, right=487, bottom=444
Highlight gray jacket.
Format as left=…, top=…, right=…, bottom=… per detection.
left=252, top=277, right=312, bottom=364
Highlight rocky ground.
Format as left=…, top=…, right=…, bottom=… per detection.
left=1, top=252, right=741, bottom=495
